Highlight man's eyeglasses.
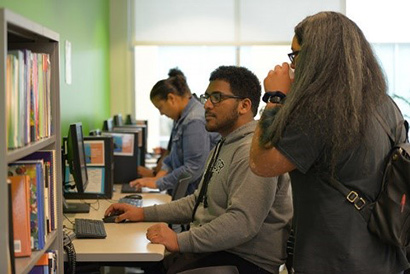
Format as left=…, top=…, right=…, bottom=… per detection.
left=200, top=92, right=244, bottom=105
left=287, top=50, right=300, bottom=63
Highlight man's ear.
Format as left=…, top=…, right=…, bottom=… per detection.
left=238, top=98, right=252, bottom=115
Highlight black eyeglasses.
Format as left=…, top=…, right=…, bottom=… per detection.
left=200, top=92, right=244, bottom=105
left=287, top=50, right=300, bottom=63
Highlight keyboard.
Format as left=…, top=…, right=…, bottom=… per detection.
left=121, top=183, right=141, bottom=193
left=75, top=218, right=107, bottom=239
left=119, top=196, right=143, bottom=207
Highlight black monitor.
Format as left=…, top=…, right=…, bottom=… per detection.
left=113, top=124, right=146, bottom=166
left=125, top=114, right=136, bottom=125
left=63, top=122, right=90, bottom=213
left=113, top=114, right=123, bottom=126
left=102, top=118, right=113, bottom=132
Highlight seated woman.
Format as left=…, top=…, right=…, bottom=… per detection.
left=130, top=68, right=219, bottom=195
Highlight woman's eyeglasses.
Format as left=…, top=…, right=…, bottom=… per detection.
left=288, top=50, right=300, bottom=63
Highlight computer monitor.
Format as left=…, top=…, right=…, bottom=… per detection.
left=113, top=124, right=146, bottom=166
left=63, top=122, right=90, bottom=213
left=102, top=118, right=113, bottom=132
left=113, top=114, right=123, bottom=126
left=125, top=114, right=136, bottom=125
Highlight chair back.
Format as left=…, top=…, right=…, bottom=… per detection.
left=172, top=172, right=192, bottom=200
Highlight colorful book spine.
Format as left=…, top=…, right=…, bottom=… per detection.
left=29, top=250, right=57, bottom=274
left=7, top=179, right=16, bottom=274
left=23, top=49, right=32, bottom=145
left=8, top=160, right=45, bottom=250
left=9, top=175, right=32, bottom=257
left=6, top=50, right=51, bottom=147
left=22, top=150, right=57, bottom=231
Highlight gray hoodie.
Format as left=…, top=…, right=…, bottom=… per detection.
left=144, top=120, right=293, bottom=273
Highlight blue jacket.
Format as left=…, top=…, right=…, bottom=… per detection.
left=157, top=97, right=220, bottom=194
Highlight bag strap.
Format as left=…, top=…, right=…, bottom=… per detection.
left=321, top=104, right=402, bottom=221
left=374, top=110, right=396, bottom=146
left=321, top=173, right=372, bottom=221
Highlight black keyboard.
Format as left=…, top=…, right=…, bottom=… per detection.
left=121, top=183, right=141, bottom=193
left=75, top=218, right=107, bottom=239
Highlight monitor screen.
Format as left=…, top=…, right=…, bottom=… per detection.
left=66, top=122, right=89, bottom=193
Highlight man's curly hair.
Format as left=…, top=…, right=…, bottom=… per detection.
left=209, top=66, right=261, bottom=117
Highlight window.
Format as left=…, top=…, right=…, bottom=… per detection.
left=372, top=44, right=410, bottom=119
left=347, top=0, right=410, bottom=119
left=131, top=0, right=358, bottom=150
left=135, top=46, right=237, bottom=148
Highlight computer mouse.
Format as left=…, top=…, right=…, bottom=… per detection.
left=124, top=194, right=142, bottom=200
left=102, top=212, right=126, bottom=223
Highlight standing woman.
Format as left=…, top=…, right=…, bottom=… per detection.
left=250, top=12, right=409, bottom=274
left=131, top=68, right=219, bottom=195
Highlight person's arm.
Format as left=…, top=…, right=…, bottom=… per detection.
left=156, top=119, right=210, bottom=190
left=129, top=170, right=168, bottom=189
left=104, top=203, right=144, bottom=222
left=250, top=63, right=296, bottom=177
left=105, top=191, right=197, bottom=224
left=250, top=123, right=296, bottom=177
left=177, top=147, right=284, bottom=253
left=137, top=166, right=155, bottom=177
left=143, top=191, right=198, bottom=224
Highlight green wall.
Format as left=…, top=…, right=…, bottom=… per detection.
left=0, top=0, right=111, bottom=136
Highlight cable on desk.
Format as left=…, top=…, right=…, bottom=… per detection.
left=63, top=214, right=75, bottom=226
left=86, top=198, right=100, bottom=211
left=63, top=229, right=76, bottom=274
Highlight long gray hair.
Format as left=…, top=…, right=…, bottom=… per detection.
left=262, top=11, right=387, bottom=170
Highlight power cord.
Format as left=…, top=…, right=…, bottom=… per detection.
left=63, top=229, right=76, bottom=274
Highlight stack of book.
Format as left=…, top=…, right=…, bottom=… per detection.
left=6, top=50, right=51, bottom=149
left=8, top=150, right=57, bottom=257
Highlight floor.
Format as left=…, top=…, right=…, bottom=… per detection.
left=101, top=265, right=289, bottom=274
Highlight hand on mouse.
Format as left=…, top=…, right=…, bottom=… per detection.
left=104, top=203, right=145, bottom=222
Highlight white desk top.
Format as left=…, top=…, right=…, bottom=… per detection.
left=64, top=190, right=171, bottom=262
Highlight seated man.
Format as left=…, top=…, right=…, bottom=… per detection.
left=105, top=66, right=293, bottom=274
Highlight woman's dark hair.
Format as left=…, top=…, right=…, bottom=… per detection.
left=150, top=68, right=191, bottom=100
left=261, top=11, right=388, bottom=171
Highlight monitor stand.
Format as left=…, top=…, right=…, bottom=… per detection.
left=63, top=198, right=90, bottom=213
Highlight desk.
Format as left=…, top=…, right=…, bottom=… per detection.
left=63, top=190, right=171, bottom=263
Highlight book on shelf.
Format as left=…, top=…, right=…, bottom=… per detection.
left=28, top=250, right=57, bottom=274
left=7, top=179, right=16, bottom=274
left=6, top=49, right=51, bottom=149
left=8, top=160, right=45, bottom=251
left=23, top=49, right=32, bottom=145
left=9, top=175, right=32, bottom=258
left=6, top=53, right=18, bottom=149
left=22, top=150, right=57, bottom=232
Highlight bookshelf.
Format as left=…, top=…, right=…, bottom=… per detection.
left=0, top=8, right=62, bottom=274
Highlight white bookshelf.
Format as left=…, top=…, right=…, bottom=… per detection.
left=0, top=8, right=62, bottom=274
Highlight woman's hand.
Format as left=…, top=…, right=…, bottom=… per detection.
left=130, top=177, right=158, bottom=189
left=264, top=62, right=293, bottom=95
